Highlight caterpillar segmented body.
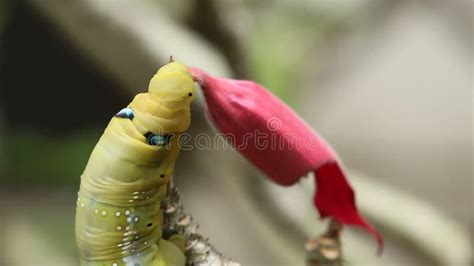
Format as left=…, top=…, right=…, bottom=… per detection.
left=75, top=62, right=195, bottom=266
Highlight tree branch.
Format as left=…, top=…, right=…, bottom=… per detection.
left=162, top=182, right=240, bottom=266
left=305, top=219, right=343, bottom=266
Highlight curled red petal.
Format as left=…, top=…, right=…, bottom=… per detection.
left=315, top=163, right=384, bottom=254
left=191, top=67, right=383, bottom=253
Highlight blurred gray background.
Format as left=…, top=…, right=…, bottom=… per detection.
left=0, top=0, right=472, bottom=265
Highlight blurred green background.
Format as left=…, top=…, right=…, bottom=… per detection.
left=0, top=0, right=472, bottom=265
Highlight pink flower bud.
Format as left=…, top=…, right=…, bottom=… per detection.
left=191, top=67, right=383, bottom=253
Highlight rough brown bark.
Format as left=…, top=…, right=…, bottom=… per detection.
left=305, top=219, right=344, bottom=266
left=162, top=182, right=240, bottom=266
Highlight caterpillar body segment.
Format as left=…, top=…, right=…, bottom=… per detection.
left=75, top=62, right=195, bottom=266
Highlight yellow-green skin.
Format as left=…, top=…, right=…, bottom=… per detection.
left=75, top=62, right=195, bottom=266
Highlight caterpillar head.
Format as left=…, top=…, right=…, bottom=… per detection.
left=148, top=62, right=195, bottom=109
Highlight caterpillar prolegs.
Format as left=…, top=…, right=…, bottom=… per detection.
left=75, top=62, right=195, bottom=266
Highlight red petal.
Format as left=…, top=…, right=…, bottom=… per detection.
left=191, top=67, right=383, bottom=253
left=315, top=162, right=384, bottom=254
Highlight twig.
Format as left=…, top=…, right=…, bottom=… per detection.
left=162, top=182, right=240, bottom=266
left=305, top=219, right=343, bottom=266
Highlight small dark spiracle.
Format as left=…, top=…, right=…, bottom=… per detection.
left=145, top=132, right=174, bottom=146
left=115, top=107, right=135, bottom=119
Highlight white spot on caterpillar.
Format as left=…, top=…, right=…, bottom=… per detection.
left=117, top=243, right=123, bottom=247
left=125, top=226, right=130, bottom=231
left=80, top=202, right=84, bottom=208
left=144, top=241, right=148, bottom=245
left=133, top=196, right=139, bottom=199
left=116, top=225, right=122, bottom=231
left=134, top=235, right=139, bottom=240
left=134, top=217, right=139, bottom=223
left=94, top=209, right=99, bottom=214
left=101, top=210, right=107, bottom=216
left=128, top=199, right=134, bottom=203
left=127, top=217, right=133, bottom=223
left=125, top=210, right=131, bottom=216
left=133, top=192, right=139, bottom=195
left=112, top=262, right=118, bottom=266
left=115, top=211, right=121, bottom=217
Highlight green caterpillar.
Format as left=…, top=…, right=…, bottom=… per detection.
left=75, top=61, right=195, bottom=266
